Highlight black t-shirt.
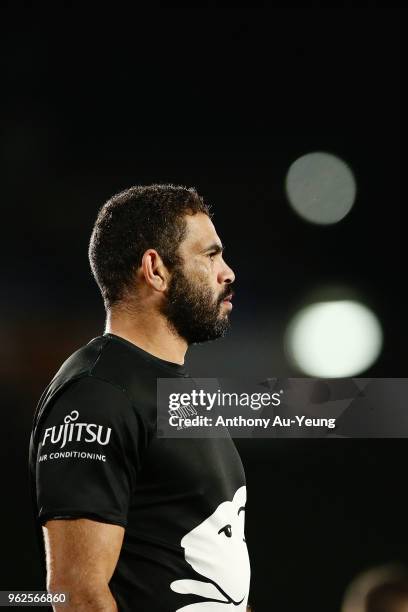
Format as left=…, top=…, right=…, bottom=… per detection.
left=29, top=333, right=250, bottom=611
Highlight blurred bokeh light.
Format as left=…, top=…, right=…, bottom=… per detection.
left=285, top=151, right=356, bottom=224
left=285, top=299, right=383, bottom=377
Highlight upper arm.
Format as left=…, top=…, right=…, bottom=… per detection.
left=34, top=376, right=145, bottom=527
left=43, top=518, right=124, bottom=590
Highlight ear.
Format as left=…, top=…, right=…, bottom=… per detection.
left=140, top=249, right=169, bottom=292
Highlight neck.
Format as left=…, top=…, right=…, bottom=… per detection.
left=104, top=304, right=188, bottom=366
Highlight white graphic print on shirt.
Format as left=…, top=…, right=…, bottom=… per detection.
left=171, top=486, right=250, bottom=610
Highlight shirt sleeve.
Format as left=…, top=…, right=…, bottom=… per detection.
left=35, top=375, right=144, bottom=527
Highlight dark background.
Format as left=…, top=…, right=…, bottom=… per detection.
left=1, top=5, right=406, bottom=611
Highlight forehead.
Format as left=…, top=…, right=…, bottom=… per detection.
left=181, top=212, right=221, bottom=252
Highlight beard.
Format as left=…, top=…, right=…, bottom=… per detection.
left=161, top=264, right=233, bottom=345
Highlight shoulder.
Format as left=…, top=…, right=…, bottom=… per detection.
left=32, top=335, right=161, bottom=443
left=39, top=375, right=136, bottom=433
left=53, top=374, right=133, bottom=411
left=52, top=334, right=159, bottom=401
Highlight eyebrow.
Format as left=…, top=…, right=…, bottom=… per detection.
left=202, top=243, right=225, bottom=255
left=238, top=506, right=245, bottom=515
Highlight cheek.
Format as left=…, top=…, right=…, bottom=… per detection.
left=189, top=266, right=208, bottom=285
left=186, top=261, right=220, bottom=295
left=195, top=263, right=210, bottom=276
left=189, top=261, right=215, bottom=283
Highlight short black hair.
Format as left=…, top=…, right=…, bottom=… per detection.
left=88, top=184, right=211, bottom=309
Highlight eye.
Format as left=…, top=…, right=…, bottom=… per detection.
left=208, top=252, right=216, bottom=260
left=218, top=524, right=232, bottom=538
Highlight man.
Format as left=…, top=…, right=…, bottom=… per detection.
left=342, top=565, right=408, bottom=612
left=29, top=184, right=251, bottom=611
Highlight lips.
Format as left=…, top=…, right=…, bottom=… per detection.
left=222, top=293, right=233, bottom=303
left=220, top=292, right=234, bottom=309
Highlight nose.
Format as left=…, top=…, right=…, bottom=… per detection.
left=219, top=259, right=235, bottom=286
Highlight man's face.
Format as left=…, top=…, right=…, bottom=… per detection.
left=161, top=212, right=235, bottom=345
